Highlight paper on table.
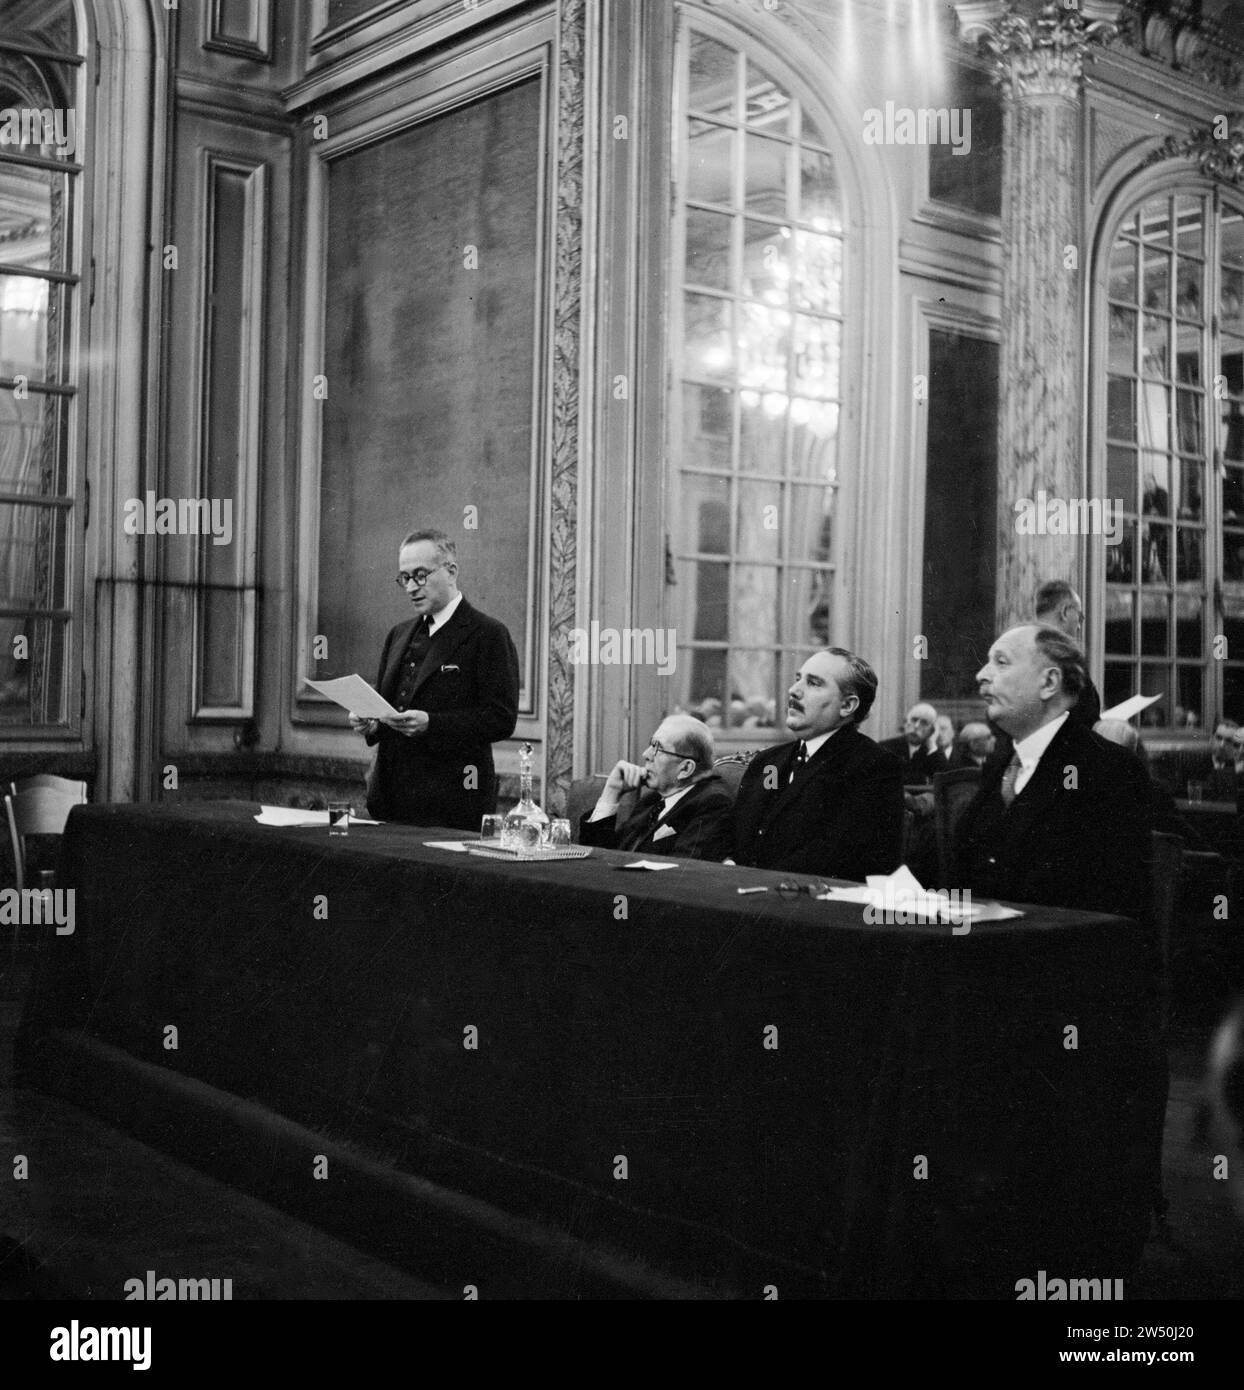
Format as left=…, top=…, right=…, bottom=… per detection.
left=1099, top=693, right=1159, bottom=723
left=620, top=860, right=679, bottom=870
left=305, top=674, right=398, bottom=719
left=254, top=806, right=380, bottom=827
left=816, top=864, right=1023, bottom=923
left=424, top=840, right=469, bottom=852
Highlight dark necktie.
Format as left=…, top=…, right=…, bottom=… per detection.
left=394, top=617, right=432, bottom=711
left=624, top=795, right=665, bottom=850
left=788, top=741, right=808, bottom=784
left=999, top=752, right=1023, bottom=808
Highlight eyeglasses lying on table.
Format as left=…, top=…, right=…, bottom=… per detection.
left=737, top=881, right=832, bottom=900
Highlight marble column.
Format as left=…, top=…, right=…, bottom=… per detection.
left=954, top=2, right=1120, bottom=627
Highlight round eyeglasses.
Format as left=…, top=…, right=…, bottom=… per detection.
left=394, top=564, right=446, bottom=589
left=646, top=739, right=688, bottom=759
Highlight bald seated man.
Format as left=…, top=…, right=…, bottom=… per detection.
left=954, top=624, right=1153, bottom=923
left=579, top=714, right=734, bottom=860
left=880, top=701, right=945, bottom=785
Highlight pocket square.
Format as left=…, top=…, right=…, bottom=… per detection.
left=652, top=823, right=677, bottom=841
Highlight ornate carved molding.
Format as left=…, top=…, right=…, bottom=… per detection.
left=545, top=0, right=586, bottom=815
left=954, top=1, right=1121, bottom=99
left=1114, top=0, right=1244, bottom=96
left=1145, top=112, right=1244, bottom=185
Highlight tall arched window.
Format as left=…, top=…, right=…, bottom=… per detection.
left=1100, top=185, right=1244, bottom=729
left=669, top=20, right=844, bottom=739
left=0, top=1, right=84, bottom=729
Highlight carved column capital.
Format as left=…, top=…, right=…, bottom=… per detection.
left=953, top=1, right=1122, bottom=99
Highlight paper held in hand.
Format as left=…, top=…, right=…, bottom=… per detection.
left=1099, top=693, right=1159, bottom=723
left=305, top=674, right=399, bottom=719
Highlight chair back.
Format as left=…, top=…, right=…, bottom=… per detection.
left=10, top=775, right=87, bottom=802
left=711, top=750, right=755, bottom=798
left=5, top=787, right=83, bottom=892
left=1151, top=830, right=1183, bottom=1037
left=932, top=767, right=982, bottom=886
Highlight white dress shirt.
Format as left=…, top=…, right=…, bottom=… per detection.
left=1011, top=711, right=1070, bottom=798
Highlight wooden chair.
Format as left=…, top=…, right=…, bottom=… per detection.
left=932, top=767, right=982, bottom=887
left=4, top=786, right=83, bottom=970
left=10, top=774, right=88, bottom=802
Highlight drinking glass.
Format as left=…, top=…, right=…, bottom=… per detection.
left=545, top=818, right=572, bottom=848
left=328, top=803, right=352, bottom=836
left=1186, top=780, right=1204, bottom=803
left=480, top=814, right=504, bottom=843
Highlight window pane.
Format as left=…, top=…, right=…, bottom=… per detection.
left=1175, top=196, right=1203, bottom=260
left=1140, top=593, right=1168, bottom=656
left=738, top=302, right=790, bottom=395
left=0, top=167, right=73, bottom=275
left=684, top=292, right=733, bottom=381
left=1107, top=376, right=1136, bottom=441
left=1175, top=259, right=1202, bottom=321
left=736, top=479, right=781, bottom=561
left=790, top=401, right=838, bottom=481
left=1142, top=315, right=1169, bottom=378
left=1178, top=456, right=1204, bottom=520
left=686, top=207, right=732, bottom=290
left=1140, top=521, right=1171, bottom=585
left=0, top=389, right=69, bottom=496
left=688, top=33, right=737, bottom=120
left=739, top=393, right=785, bottom=474
left=793, top=315, right=839, bottom=399
left=744, top=59, right=791, bottom=134
left=1109, top=240, right=1137, bottom=303
left=0, top=501, right=67, bottom=609
left=1107, top=445, right=1136, bottom=514
left=793, top=230, right=841, bottom=315
left=678, top=474, right=730, bottom=557
left=799, top=147, right=842, bottom=231
left=744, top=132, right=787, bottom=219
left=728, top=648, right=777, bottom=728
left=1176, top=594, right=1203, bottom=658
left=682, top=384, right=734, bottom=470
left=730, top=563, right=779, bottom=648
left=1108, top=306, right=1135, bottom=374
left=0, top=273, right=67, bottom=383
left=686, top=121, right=734, bottom=206
left=1105, top=588, right=1135, bottom=656
left=742, top=219, right=790, bottom=303
left=1176, top=388, right=1202, bottom=454
left=0, top=614, right=68, bottom=726
left=1139, top=199, right=1171, bottom=245
left=788, top=563, right=834, bottom=648
left=1177, top=667, right=1201, bottom=727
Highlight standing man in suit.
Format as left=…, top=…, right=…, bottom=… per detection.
left=954, top=624, right=1152, bottom=922
left=881, top=702, right=944, bottom=784
left=579, top=715, right=733, bottom=860
left=351, top=529, right=519, bottom=829
left=1033, top=580, right=1102, bottom=727
left=731, top=647, right=904, bottom=878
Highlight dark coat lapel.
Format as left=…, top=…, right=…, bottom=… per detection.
left=758, top=729, right=852, bottom=830
left=407, top=599, right=478, bottom=702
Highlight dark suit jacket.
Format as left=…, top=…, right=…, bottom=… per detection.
left=879, top=737, right=945, bottom=785
left=578, top=774, right=734, bottom=860
left=364, top=597, right=519, bottom=829
left=954, top=717, right=1153, bottom=924
left=731, top=724, right=905, bottom=878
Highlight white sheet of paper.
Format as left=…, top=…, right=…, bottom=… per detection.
left=254, top=806, right=380, bottom=827
left=1099, top=693, right=1159, bottom=722
left=621, top=860, right=679, bottom=870
left=305, top=674, right=399, bottom=718
left=424, top=840, right=469, bottom=852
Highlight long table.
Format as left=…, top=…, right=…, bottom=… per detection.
left=18, top=802, right=1164, bottom=1298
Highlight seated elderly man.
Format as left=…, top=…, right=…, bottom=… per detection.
left=579, top=715, right=733, bottom=859
left=880, top=702, right=944, bottom=784
left=954, top=625, right=1154, bottom=923
left=953, top=720, right=996, bottom=769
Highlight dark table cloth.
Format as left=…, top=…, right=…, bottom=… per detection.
left=18, top=802, right=1165, bottom=1297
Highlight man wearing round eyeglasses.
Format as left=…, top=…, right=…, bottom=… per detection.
left=350, top=529, right=518, bottom=829
left=578, top=715, right=734, bottom=859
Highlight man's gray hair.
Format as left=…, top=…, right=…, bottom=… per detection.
left=401, top=529, right=458, bottom=566
left=1031, top=624, right=1087, bottom=699
left=668, top=716, right=715, bottom=773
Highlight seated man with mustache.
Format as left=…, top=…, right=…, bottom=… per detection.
left=730, top=647, right=905, bottom=878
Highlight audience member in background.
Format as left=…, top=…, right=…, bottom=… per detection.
left=731, top=648, right=904, bottom=878
left=933, top=716, right=957, bottom=771
left=954, top=625, right=1152, bottom=923
left=579, top=715, right=733, bottom=860
left=1033, top=580, right=1102, bottom=727
left=953, top=721, right=996, bottom=770
left=1203, top=719, right=1240, bottom=801
left=1093, top=718, right=1205, bottom=848
left=880, top=702, right=944, bottom=785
